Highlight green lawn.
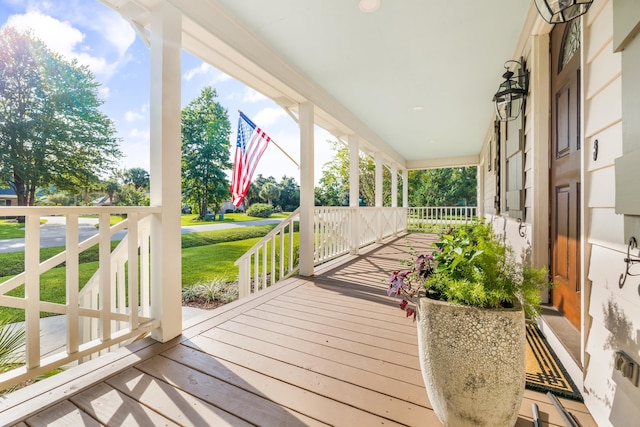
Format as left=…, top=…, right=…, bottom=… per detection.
left=180, top=212, right=290, bottom=226
left=0, top=220, right=24, bottom=239
left=0, top=224, right=290, bottom=321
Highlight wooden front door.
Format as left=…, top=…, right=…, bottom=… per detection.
left=550, top=21, right=582, bottom=330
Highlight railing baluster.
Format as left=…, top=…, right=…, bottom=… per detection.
left=128, top=212, right=139, bottom=330
left=99, top=214, right=111, bottom=342
left=66, top=214, right=80, bottom=355
left=24, top=214, right=41, bottom=370
left=261, top=243, right=267, bottom=290
left=141, top=217, right=151, bottom=317
left=279, top=227, right=285, bottom=281
left=270, top=235, right=276, bottom=286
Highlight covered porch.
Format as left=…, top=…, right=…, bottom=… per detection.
left=0, top=233, right=596, bottom=426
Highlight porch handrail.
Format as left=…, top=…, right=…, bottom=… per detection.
left=235, top=206, right=408, bottom=299
left=234, top=208, right=301, bottom=298
left=0, top=206, right=160, bottom=391
left=407, top=206, right=477, bottom=233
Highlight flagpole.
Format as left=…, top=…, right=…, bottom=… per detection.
left=238, top=110, right=299, bottom=169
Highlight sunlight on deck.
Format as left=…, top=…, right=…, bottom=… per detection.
left=1, top=234, right=596, bottom=426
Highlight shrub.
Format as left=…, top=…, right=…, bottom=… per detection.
left=389, top=221, right=550, bottom=320
left=182, top=278, right=238, bottom=304
left=246, top=203, right=273, bottom=218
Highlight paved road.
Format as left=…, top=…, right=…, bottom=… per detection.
left=0, top=216, right=283, bottom=253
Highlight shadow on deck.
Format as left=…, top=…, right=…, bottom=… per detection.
left=0, top=233, right=596, bottom=426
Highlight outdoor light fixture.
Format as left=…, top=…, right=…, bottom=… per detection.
left=493, top=59, right=529, bottom=122
left=534, top=0, right=594, bottom=24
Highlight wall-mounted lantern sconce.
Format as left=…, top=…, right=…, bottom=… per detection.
left=534, top=0, right=594, bottom=24
left=493, top=59, right=529, bottom=122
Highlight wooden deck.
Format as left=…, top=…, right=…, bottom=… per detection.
left=1, top=234, right=596, bottom=426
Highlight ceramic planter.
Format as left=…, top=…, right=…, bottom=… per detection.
left=416, top=295, right=526, bottom=427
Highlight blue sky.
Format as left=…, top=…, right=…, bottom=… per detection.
left=0, top=0, right=335, bottom=185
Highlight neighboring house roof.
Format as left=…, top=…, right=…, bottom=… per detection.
left=91, top=196, right=111, bottom=206
left=0, top=187, right=17, bottom=197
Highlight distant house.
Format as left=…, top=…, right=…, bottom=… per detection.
left=0, top=187, right=17, bottom=207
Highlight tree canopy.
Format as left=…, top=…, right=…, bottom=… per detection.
left=0, top=27, right=121, bottom=206
left=408, top=167, right=477, bottom=207
left=181, top=86, right=231, bottom=219
left=242, top=174, right=299, bottom=212
left=314, top=140, right=477, bottom=207
left=124, top=167, right=150, bottom=191
left=314, top=140, right=392, bottom=207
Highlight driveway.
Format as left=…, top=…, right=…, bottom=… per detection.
left=0, top=216, right=283, bottom=253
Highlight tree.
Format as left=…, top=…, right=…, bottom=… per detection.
left=104, top=180, right=120, bottom=206
left=116, top=184, right=150, bottom=206
left=0, top=28, right=121, bottom=206
left=259, top=182, right=280, bottom=206
left=181, top=86, right=231, bottom=219
left=315, top=140, right=393, bottom=206
left=408, top=166, right=477, bottom=207
left=124, top=167, right=150, bottom=191
left=277, top=175, right=300, bottom=211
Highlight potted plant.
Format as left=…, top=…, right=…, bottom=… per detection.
left=388, top=221, right=549, bottom=427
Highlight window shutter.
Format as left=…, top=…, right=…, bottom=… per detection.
left=505, top=117, right=525, bottom=219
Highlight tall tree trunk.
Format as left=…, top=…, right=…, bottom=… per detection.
left=13, top=172, right=26, bottom=206
left=28, top=185, right=36, bottom=206
left=84, top=188, right=89, bottom=205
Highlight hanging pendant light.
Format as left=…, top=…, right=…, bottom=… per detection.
left=493, top=59, right=529, bottom=122
left=534, top=0, right=594, bottom=24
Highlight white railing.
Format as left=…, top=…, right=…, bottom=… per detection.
left=314, top=207, right=350, bottom=264
left=407, top=206, right=477, bottom=233
left=0, top=206, right=161, bottom=390
left=235, top=206, right=407, bottom=298
left=235, top=208, right=300, bottom=298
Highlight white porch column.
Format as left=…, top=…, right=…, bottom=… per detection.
left=391, top=164, right=398, bottom=208
left=299, top=102, right=315, bottom=276
left=149, top=1, right=182, bottom=342
left=477, top=162, right=485, bottom=217
left=402, top=169, right=409, bottom=208
left=349, top=135, right=360, bottom=207
left=375, top=151, right=383, bottom=207
left=375, top=151, right=383, bottom=242
left=349, top=134, right=360, bottom=254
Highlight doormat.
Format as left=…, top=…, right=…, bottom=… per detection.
left=526, top=323, right=583, bottom=401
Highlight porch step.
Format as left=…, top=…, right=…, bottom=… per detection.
left=538, top=305, right=583, bottom=390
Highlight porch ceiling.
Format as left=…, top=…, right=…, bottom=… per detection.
left=101, top=0, right=533, bottom=169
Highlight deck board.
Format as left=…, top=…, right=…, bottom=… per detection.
left=198, top=327, right=429, bottom=409
left=214, top=319, right=425, bottom=389
left=230, top=312, right=421, bottom=369
left=2, top=233, right=598, bottom=427
left=69, top=382, right=181, bottom=427
left=105, top=369, right=252, bottom=427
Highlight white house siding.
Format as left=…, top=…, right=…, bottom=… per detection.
left=582, top=1, right=640, bottom=425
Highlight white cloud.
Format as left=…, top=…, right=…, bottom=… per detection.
left=129, top=128, right=150, bottom=140
left=98, top=86, right=110, bottom=100
left=3, top=7, right=135, bottom=81
left=184, top=62, right=212, bottom=82
left=97, top=12, right=135, bottom=58
left=124, top=110, right=143, bottom=123
left=243, top=88, right=267, bottom=103
left=252, top=107, right=287, bottom=127
left=5, top=9, right=84, bottom=56
left=183, top=62, right=232, bottom=84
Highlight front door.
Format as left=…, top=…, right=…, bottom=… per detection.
left=550, top=20, right=582, bottom=331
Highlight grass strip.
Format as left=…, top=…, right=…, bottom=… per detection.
left=0, top=225, right=277, bottom=278
left=0, top=221, right=24, bottom=239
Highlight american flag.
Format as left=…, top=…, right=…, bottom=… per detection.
left=230, top=111, right=271, bottom=207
